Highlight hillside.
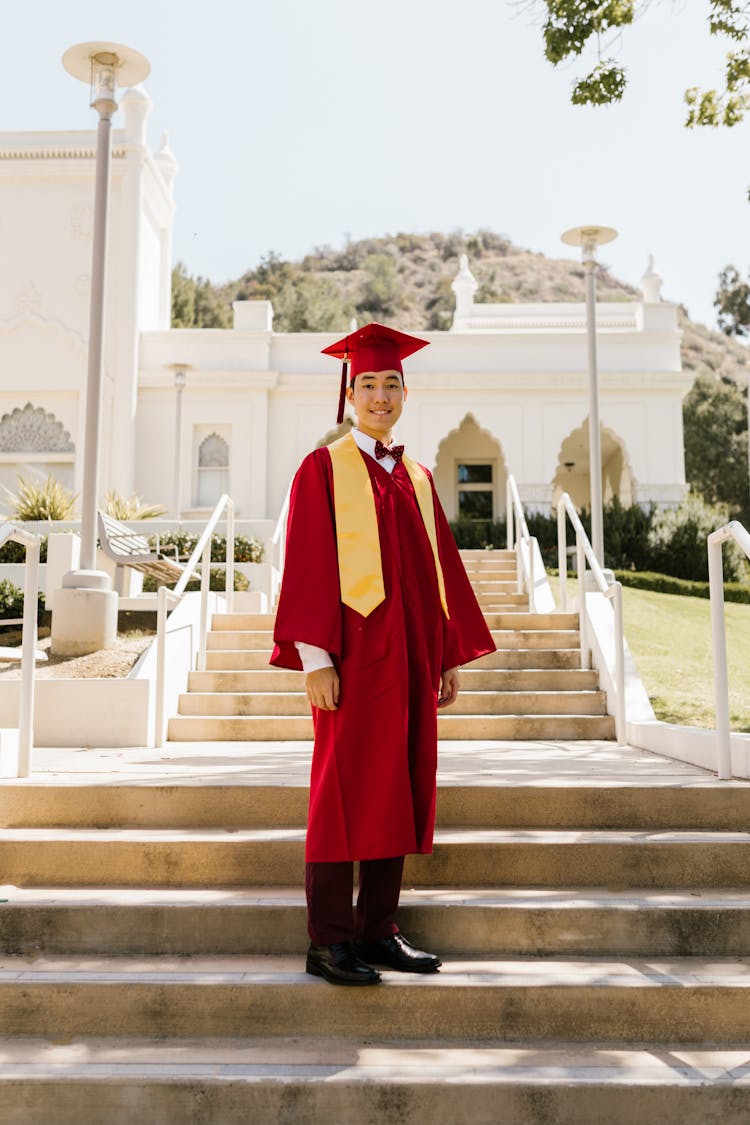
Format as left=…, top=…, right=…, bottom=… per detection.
left=178, top=228, right=749, bottom=388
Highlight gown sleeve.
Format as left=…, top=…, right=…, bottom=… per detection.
left=431, top=476, right=496, bottom=671
left=270, top=450, right=343, bottom=671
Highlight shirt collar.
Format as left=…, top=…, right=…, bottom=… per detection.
left=351, top=428, right=401, bottom=459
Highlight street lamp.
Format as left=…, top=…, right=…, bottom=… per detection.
left=52, top=42, right=150, bottom=656
left=561, top=224, right=618, bottom=567
left=170, top=366, right=189, bottom=521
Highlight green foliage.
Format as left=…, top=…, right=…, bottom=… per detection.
left=149, top=532, right=264, bottom=564
left=360, top=254, right=402, bottom=319
left=452, top=495, right=748, bottom=583
left=171, top=263, right=232, bottom=328
left=647, top=495, right=748, bottom=582
left=682, top=371, right=749, bottom=521
left=449, top=517, right=507, bottom=549
left=715, top=264, right=750, bottom=336
left=613, top=568, right=750, bottom=604
left=104, top=491, right=166, bottom=520
left=3, top=475, right=77, bottom=521
left=142, top=567, right=250, bottom=593
left=0, top=537, right=48, bottom=564
left=0, top=578, right=44, bottom=621
left=537, top=0, right=750, bottom=131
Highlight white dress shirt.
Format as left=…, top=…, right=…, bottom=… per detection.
left=295, top=428, right=399, bottom=673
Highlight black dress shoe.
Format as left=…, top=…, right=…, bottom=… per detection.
left=354, top=932, right=441, bottom=974
left=306, top=942, right=381, bottom=986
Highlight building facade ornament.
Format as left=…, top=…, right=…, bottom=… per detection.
left=639, top=255, right=663, bottom=304
left=15, top=282, right=42, bottom=315
left=70, top=204, right=93, bottom=239
left=0, top=402, right=75, bottom=453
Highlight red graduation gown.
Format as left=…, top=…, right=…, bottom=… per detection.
left=271, top=445, right=495, bottom=863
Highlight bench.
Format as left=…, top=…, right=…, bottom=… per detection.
left=97, top=512, right=185, bottom=590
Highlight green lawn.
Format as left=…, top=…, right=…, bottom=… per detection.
left=621, top=586, right=750, bottom=731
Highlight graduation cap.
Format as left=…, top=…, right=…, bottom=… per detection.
left=322, top=322, right=429, bottom=424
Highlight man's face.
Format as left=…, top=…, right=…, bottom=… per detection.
left=346, top=368, right=407, bottom=440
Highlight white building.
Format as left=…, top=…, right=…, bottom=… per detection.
left=0, top=89, right=691, bottom=530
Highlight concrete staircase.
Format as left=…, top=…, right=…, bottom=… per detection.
left=1, top=751, right=750, bottom=1122
left=168, top=548, right=616, bottom=742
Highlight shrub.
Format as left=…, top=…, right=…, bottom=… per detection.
left=647, top=496, right=748, bottom=583
left=613, top=569, right=750, bottom=604
left=3, top=475, right=77, bottom=520
left=0, top=536, right=49, bottom=564
left=142, top=567, right=250, bottom=593
left=0, top=578, right=44, bottom=621
left=104, top=491, right=166, bottom=520
left=150, top=532, right=263, bottom=564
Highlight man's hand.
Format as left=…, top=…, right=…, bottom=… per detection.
left=438, top=666, right=460, bottom=708
left=305, top=666, right=340, bottom=711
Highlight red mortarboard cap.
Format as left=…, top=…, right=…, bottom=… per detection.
left=322, top=322, right=429, bottom=423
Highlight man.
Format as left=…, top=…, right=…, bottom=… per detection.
left=271, top=322, right=494, bottom=985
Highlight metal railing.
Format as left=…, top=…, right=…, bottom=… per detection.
left=0, top=522, right=41, bottom=777
left=708, top=520, right=750, bottom=780
left=154, top=494, right=235, bottom=747
left=269, top=480, right=293, bottom=610
left=557, top=492, right=626, bottom=745
left=506, top=476, right=538, bottom=611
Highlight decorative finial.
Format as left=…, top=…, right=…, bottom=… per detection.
left=639, top=254, right=663, bottom=303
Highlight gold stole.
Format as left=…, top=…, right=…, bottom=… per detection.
left=328, top=432, right=449, bottom=619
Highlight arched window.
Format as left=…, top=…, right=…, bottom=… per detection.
left=0, top=402, right=75, bottom=496
left=195, top=430, right=230, bottom=508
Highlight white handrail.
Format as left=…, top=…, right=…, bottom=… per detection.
left=0, top=522, right=40, bottom=777
left=269, top=479, right=293, bottom=610
left=557, top=493, right=626, bottom=745
left=154, top=493, right=235, bottom=746
left=506, top=475, right=537, bottom=611
left=707, top=520, right=750, bottom=780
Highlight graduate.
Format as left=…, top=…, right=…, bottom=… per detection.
left=271, top=322, right=495, bottom=985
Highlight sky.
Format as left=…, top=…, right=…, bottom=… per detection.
left=4, top=0, right=749, bottom=329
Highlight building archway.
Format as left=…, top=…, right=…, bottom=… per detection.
left=433, top=414, right=507, bottom=521
left=552, top=418, right=636, bottom=510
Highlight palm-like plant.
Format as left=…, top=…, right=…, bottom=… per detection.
left=104, top=491, right=167, bottom=520
left=3, top=475, right=78, bottom=521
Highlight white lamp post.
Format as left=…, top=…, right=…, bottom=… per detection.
left=52, top=42, right=150, bottom=656
left=561, top=225, right=618, bottom=567
left=170, top=366, right=188, bottom=521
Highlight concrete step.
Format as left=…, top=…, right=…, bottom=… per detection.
left=3, top=887, right=750, bottom=957
left=472, top=594, right=530, bottom=608
left=493, top=612, right=577, bottom=628
left=490, top=629, right=579, bottom=650
left=186, top=668, right=600, bottom=693
left=0, top=954, right=748, bottom=1043
left=203, top=647, right=584, bottom=672
left=460, top=549, right=516, bottom=560
left=188, top=669, right=306, bottom=691
left=1, top=1037, right=748, bottom=1125
left=204, top=628, right=578, bottom=654
left=2, top=827, right=749, bottom=888
left=167, top=713, right=615, bottom=741
left=204, top=628, right=582, bottom=653
left=4, top=781, right=750, bottom=831
left=211, top=613, right=276, bottom=631
left=471, top=649, right=581, bottom=669
left=206, top=631, right=273, bottom=650
left=175, top=690, right=608, bottom=718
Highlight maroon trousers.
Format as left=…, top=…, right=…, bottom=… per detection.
left=305, top=857, right=405, bottom=945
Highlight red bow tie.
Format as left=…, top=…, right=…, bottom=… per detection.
left=375, top=440, right=404, bottom=463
